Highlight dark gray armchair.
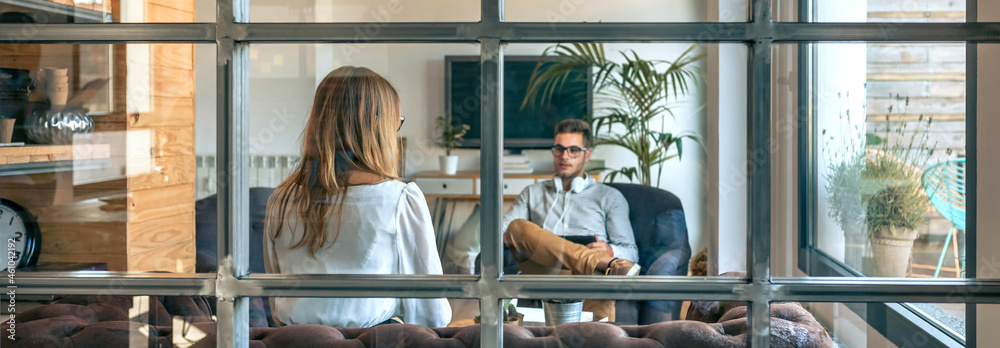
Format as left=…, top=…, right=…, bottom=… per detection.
left=491, top=183, right=692, bottom=324
left=605, top=183, right=692, bottom=325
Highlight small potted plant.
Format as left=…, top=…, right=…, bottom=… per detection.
left=435, top=116, right=469, bottom=175
left=475, top=299, right=523, bottom=326
left=865, top=183, right=928, bottom=277
left=861, top=96, right=934, bottom=277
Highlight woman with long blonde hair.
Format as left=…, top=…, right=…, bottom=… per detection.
left=263, top=66, right=451, bottom=328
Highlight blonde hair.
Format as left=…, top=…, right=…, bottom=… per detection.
left=266, top=66, right=402, bottom=257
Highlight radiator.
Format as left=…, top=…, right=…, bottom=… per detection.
left=195, top=155, right=300, bottom=200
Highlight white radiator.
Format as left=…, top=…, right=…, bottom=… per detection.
left=195, top=155, right=300, bottom=200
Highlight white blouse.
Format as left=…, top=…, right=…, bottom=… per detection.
left=263, top=181, right=452, bottom=328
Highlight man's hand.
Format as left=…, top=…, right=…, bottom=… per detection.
left=586, top=235, right=613, bottom=257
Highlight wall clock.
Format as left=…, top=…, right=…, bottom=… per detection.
left=1, top=199, right=41, bottom=270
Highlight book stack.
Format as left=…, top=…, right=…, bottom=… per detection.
left=503, top=155, right=533, bottom=173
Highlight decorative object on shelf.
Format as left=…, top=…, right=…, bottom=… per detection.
left=542, top=299, right=584, bottom=326
left=0, top=199, right=42, bottom=270
left=25, top=105, right=94, bottom=145
left=41, top=67, right=70, bottom=106
left=523, top=43, right=705, bottom=186
left=435, top=115, right=469, bottom=175
left=0, top=118, right=14, bottom=143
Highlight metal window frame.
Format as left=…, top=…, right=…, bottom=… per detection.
left=4, top=0, right=999, bottom=347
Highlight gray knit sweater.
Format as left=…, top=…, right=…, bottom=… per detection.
left=501, top=179, right=639, bottom=263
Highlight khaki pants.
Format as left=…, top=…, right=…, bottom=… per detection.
left=503, top=219, right=616, bottom=322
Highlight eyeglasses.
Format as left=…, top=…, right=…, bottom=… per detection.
left=398, top=116, right=405, bottom=132
left=551, top=145, right=588, bottom=158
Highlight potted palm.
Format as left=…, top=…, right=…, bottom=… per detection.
left=522, top=43, right=704, bottom=186
left=435, top=116, right=469, bottom=175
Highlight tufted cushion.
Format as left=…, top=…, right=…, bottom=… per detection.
left=3, top=294, right=833, bottom=347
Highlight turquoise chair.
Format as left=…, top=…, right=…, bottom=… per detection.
left=920, top=158, right=966, bottom=278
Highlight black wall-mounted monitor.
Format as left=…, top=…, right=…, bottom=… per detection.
left=445, top=56, right=593, bottom=150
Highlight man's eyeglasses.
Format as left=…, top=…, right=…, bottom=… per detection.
left=551, top=145, right=588, bottom=158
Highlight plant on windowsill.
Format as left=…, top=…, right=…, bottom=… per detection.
left=824, top=94, right=935, bottom=277
left=862, top=96, right=934, bottom=277
left=521, top=43, right=705, bottom=186
left=435, top=115, right=469, bottom=175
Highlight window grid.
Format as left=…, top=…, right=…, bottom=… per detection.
left=3, top=0, right=997, bottom=347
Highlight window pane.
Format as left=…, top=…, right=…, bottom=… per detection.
left=0, top=0, right=214, bottom=23
left=248, top=43, right=479, bottom=276
left=256, top=296, right=467, bottom=342
left=798, top=0, right=965, bottom=22
left=0, top=43, right=214, bottom=274
left=506, top=0, right=748, bottom=22
left=492, top=298, right=749, bottom=343
left=1, top=294, right=217, bottom=347
left=784, top=43, right=967, bottom=279
left=478, top=43, right=743, bottom=280
left=799, top=302, right=965, bottom=346
left=249, top=0, right=479, bottom=22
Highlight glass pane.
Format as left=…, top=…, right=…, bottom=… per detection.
left=263, top=296, right=464, bottom=333
left=1, top=294, right=217, bottom=347
left=249, top=0, right=479, bottom=22
left=798, top=302, right=965, bottom=346
left=0, top=0, right=214, bottom=23
left=248, top=43, right=479, bottom=276
left=0, top=43, right=214, bottom=274
left=506, top=0, right=748, bottom=22
left=478, top=43, right=744, bottom=280
left=799, top=0, right=965, bottom=22
left=495, top=297, right=746, bottom=328
left=791, top=43, right=967, bottom=279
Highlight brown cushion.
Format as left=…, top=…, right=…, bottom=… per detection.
left=3, top=295, right=834, bottom=348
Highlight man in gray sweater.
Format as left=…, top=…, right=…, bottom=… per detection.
left=501, top=119, right=639, bottom=321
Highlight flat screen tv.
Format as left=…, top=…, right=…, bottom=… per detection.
left=445, top=56, right=592, bottom=150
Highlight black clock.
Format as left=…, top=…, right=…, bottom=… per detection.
left=1, top=199, right=41, bottom=270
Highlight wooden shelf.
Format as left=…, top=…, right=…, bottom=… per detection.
left=0, top=144, right=111, bottom=164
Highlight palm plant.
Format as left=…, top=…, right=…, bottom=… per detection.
left=522, top=43, right=705, bottom=186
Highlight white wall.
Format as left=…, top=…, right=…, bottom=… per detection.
left=707, top=0, right=748, bottom=276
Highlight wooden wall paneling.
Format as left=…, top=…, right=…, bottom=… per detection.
left=127, top=97, right=196, bottom=128
left=34, top=200, right=128, bottom=271
left=126, top=183, right=194, bottom=223
left=127, top=238, right=195, bottom=272
left=127, top=155, right=196, bottom=191
left=152, top=44, right=194, bottom=70
left=152, top=67, right=195, bottom=98
left=126, top=212, right=194, bottom=256
left=139, top=126, right=195, bottom=159
left=146, top=3, right=194, bottom=23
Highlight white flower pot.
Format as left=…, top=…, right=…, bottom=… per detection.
left=440, top=155, right=458, bottom=175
